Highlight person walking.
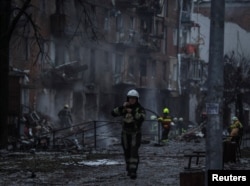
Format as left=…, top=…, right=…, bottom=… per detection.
left=111, top=89, right=146, bottom=179
left=158, top=107, right=172, bottom=143
left=58, top=104, right=73, bottom=129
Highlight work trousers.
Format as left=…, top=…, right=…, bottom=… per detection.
left=121, top=130, right=141, bottom=174
left=60, top=118, right=72, bottom=128
left=161, top=128, right=170, bottom=140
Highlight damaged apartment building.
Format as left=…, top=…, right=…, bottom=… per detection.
left=9, top=0, right=205, bottom=132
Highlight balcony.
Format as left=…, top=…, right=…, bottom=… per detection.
left=185, top=58, right=203, bottom=82
left=113, top=73, right=136, bottom=87
left=115, top=0, right=139, bottom=9
left=182, top=44, right=197, bottom=56
left=41, top=61, right=88, bottom=88
left=136, top=0, right=161, bottom=15
left=114, top=30, right=138, bottom=48
left=137, top=34, right=161, bottom=52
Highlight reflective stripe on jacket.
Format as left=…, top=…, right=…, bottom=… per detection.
left=230, top=121, right=243, bottom=130
left=158, top=116, right=172, bottom=129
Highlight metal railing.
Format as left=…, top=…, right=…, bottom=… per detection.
left=50, top=119, right=160, bottom=150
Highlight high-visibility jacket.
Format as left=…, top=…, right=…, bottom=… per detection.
left=158, top=116, right=172, bottom=129
left=230, top=121, right=243, bottom=130
left=229, top=120, right=243, bottom=137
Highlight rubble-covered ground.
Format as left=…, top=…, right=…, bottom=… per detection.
left=1, top=138, right=250, bottom=186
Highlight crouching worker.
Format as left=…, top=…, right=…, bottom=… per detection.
left=111, top=89, right=146, bottom=180
left=228, top=116, right=243, bottom=142
left=223, top=116, right=243, bottom=163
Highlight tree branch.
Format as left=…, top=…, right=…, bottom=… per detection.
left=7, top=0, right=31, bottom=41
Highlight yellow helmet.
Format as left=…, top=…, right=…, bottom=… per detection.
left=163, top=108, right=169, bottom=114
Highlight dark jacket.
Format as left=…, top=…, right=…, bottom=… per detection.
left=58, top=108, right=73, bottom=124
left=111, top=102, right=146, bottom=132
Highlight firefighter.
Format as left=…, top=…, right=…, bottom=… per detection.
left=200, top=112, right=207, bottom=138
left=158, top=107, right=172, bottom=143
left=111, top=89, right=146, bottom=179
left=228, top=116, right=243, bottom=141
left=178, top=117, right=185, bottom=135
left=58, top=104, right=73, bottom=129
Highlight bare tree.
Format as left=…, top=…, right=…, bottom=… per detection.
left=69, top=0, right=102, bottom=43
left=0, top=0, right=33, bottom=148
left=224, top=51, right=250, bottom=127
left=0, top=0, right=99, bottom=148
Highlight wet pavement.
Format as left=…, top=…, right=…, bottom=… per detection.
left=1, top=138, right=250, bottom=186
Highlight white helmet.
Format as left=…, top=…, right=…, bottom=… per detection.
left=173, top=117, right=178, bottom=122
left=150, top=115, right=157, bottom=120
left=127, top=89, right=139, bottom=98
left=232, top=116, right=238, bottom=121
left=179, top=117, right=183, bottom=121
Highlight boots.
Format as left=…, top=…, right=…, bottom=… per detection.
left=129, top=172, right=137, bottom=179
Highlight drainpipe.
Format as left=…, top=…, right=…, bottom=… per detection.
left=177, top=54, right=182, bottom=95
left=177, top=0, right=183, bottom=95
left=162, top=0, right=167, bottom=54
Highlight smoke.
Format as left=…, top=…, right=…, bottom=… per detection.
left=36, top=88, right=74, bottom=123
left=36, top=89, right=57, bottom=121
left=93, top=115, right=121, bottom=148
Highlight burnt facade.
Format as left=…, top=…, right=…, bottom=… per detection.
left=10, top=0, right=203, bottom=126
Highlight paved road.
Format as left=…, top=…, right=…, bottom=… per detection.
left=0, top=138, right=250, bottom=186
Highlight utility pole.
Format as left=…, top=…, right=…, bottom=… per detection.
left=205, top=0, right=225, bottom=185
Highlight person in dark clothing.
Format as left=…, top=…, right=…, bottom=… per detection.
left=111, top=89, right=146, bottom=180
left=199, top=112, right=207, bottom=138
left=58, top=104, right=73, bottom=129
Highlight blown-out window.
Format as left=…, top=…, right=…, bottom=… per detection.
left=189, top=59, right=202, bottom=80
left=115, top=54, right=123, bottom=74
left=128, top=56, right=135, bottom=76
left=163, top=61, right=167, bottom=81
left=152, top=60, right=156, bottom=77
left=140, top=58, right=147, bottom=77
left=116, top=14, right=123, bottom=31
